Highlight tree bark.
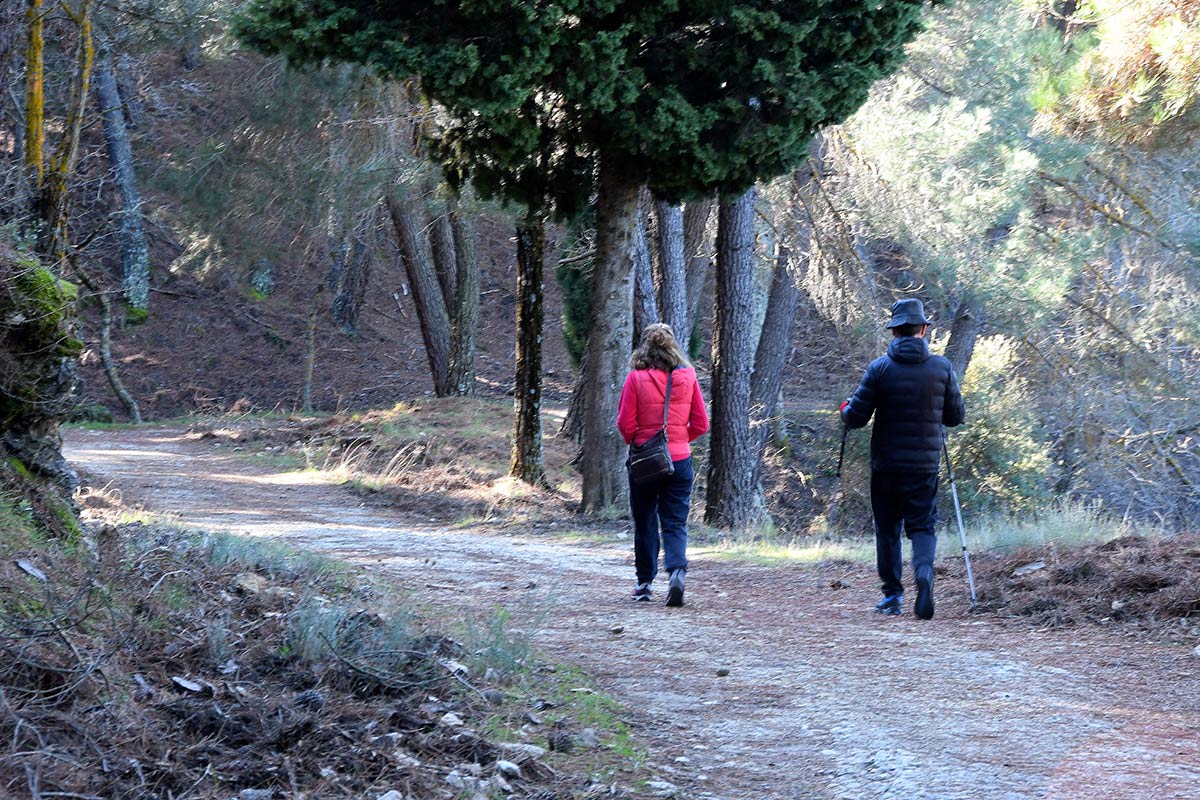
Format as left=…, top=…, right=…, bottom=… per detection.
left=330, top=206, right=375, bottom=334
left=580, top=158, right=638, bottom=512
left=705, top=186, right=759, bottom=531
left=23, top=0, right=44, bottom=201
left=115, top=53, right=144, bottom=129
left=943, top=299, right=981, bottom=382
left=654, top=200, right=688, bottom=337
left=750, top=246, right=802, bottom=469
left=750, top=164, right=819, bottom=470
left=560, top=346, right=588, bottom=443
left=94, top=56, right=150, bottom=312
left=75, top=268, right=141, bottom=424
left=430, top=207, right=458, bottom=314
left=510, top=215, right=547, bottom=485
left=683, top=197, right=715, bottom=343
left=386, top=191, right=451, bottom=395
left=446, top=202, right=479, bottom=396
left=632, top=198, right=659, bottom=342
left=40, top=0, right=94, bottom=262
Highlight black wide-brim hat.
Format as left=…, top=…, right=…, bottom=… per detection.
left=885, top=298, right=933, bottom=328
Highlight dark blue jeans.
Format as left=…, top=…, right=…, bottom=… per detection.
left=629, top=457, right=693, bottom=585
left=871, top=469, right=938, bottom=597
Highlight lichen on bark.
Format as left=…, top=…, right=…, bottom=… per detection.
left=1, top=244, right=81, bottom=489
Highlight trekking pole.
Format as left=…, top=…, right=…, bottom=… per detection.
left=942, top=435, right=978, bottom=607
left=826, top=425, right=850, bottom=534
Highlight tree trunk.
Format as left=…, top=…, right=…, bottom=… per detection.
left=510, top=215, right=547, bottom=485
left=632, top=198, right=659, bottom=342
left=654, top=200, right=688, bottom=337
left=579, top=158, right=638, bottom=512
left=23, top=0, right=44, bottom=201
left=943, top=299, right=981, bottom=382
left=430, top=208, right=458, bottom=314
left=331, top=205, right=376, bottom=333
left=40, top=0, right=94, bottom=262
left=94, top=56, right=150, bottom=312
left=446, top=203, right=479, bottom=396
left=705, top=186, right=759, bottom=531
left=75, top=268, right=141, bottom=424
left=386, top=191, right=451, bottom=395
left=560, top=347, right=588, bottom=443
left=683, top=197, right=715, bottom=343
left=750, top=246, right=801, bottom=469
left=115, top=53, right=144, bottom=129
left=750, top=164, right=819, bottom=470
left=302, top=288, right=320, bottom=412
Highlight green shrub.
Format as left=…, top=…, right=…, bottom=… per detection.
left=946, top=335, right=1051, bottom=515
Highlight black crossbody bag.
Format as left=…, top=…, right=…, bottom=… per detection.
left=626, top=369, right=675, bottom=486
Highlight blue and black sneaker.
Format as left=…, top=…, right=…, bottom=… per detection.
left=875, top=593, right=903, bottom=616
left=631, top=583, right=653, bottom=602
left=914, top=566, right=935, bottom=620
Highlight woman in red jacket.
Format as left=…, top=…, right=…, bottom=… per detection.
left=617, top=323, right=709, bottom=606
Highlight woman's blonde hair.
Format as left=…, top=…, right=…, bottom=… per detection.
left=630, top=323, right=690, bottom=371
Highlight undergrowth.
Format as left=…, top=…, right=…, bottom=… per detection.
left=0, top=487, right=649, bottom=798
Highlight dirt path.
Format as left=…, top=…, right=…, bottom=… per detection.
left=66, top=428, right=1200, bottom=800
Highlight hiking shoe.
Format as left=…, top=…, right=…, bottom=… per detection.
left=915, top=566, right=935, bottom=620
left=875, top=594, right=903, bottom=616
left=665, top=570, right=685, bottom=607
left=631, top=583, right=653, bottom=602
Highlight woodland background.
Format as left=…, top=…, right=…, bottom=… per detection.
left=1, top=0, right=1197, bottom=534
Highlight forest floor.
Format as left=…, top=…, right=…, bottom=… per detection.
left=65, top=424, right=1200, bottom=800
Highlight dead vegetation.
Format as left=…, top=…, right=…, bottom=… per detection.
left=961, top=534, right=1200, bottom=629
left=0, top=462, right=649, bottom=799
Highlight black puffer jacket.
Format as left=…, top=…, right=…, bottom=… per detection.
left=842, top=336, right=965, bottom=473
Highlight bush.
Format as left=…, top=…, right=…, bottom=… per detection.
left=946, top=335, right=1051, bottom=515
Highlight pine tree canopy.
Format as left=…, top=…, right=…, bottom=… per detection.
left=236, top=1, right=937, bottom=208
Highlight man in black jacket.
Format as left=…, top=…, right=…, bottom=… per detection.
left=840, top=299, right=965, bottom=620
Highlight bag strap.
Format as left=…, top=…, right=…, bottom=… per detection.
left=661, top=368, right=674, bottom=440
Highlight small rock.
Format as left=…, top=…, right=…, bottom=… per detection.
left=646, top=779, right=679, bottom=797
left=376, top=792, right=406, bottom=800
left=482, top=689, right=505, bottom=705
left=578, top=727, right=601, bottom=748
left=440, top=658, right=469, bottom=675
left=439, top=712, right=465, bottom=728
left=1111, top=599, right=1126, bottom=612
left=390, top=751, right=421, bottom=768
left=1193, top=644, right=1200, bottom=658
left=716, top=668, right=731, bottom=677
left=238, top=790, right=274, bottom=800
left=491, top=774, right=514, bottom=793
left=319, top=767, right=337, bottom=779
left=15, top=559, right=47, bottom=582
left=232, top=572, right=270, bottom=594
left=1012, top=561, right=1046, bottom=577
left=495, top=759, right=522, bottom=778
left=457, top=762, right=484, bottom=777
left=497, top=742, right=547, bottom=759
left=171, top=676, right=209, bottom=694
left=610, top=625, right=625, bottom=635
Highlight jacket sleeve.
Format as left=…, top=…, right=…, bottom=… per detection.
left=943, top=365, right=965, bottom=428
left=841, top=364, right=878, bottom=429
left=616, top=371, right=639, bottom=444
left=687, top=378, right=709, bottom=441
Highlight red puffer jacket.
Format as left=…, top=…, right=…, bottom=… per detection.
left=616, top=366, right=709, bottom=462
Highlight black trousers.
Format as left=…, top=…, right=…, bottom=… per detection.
left=871, top=469, right=938, bottom=597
